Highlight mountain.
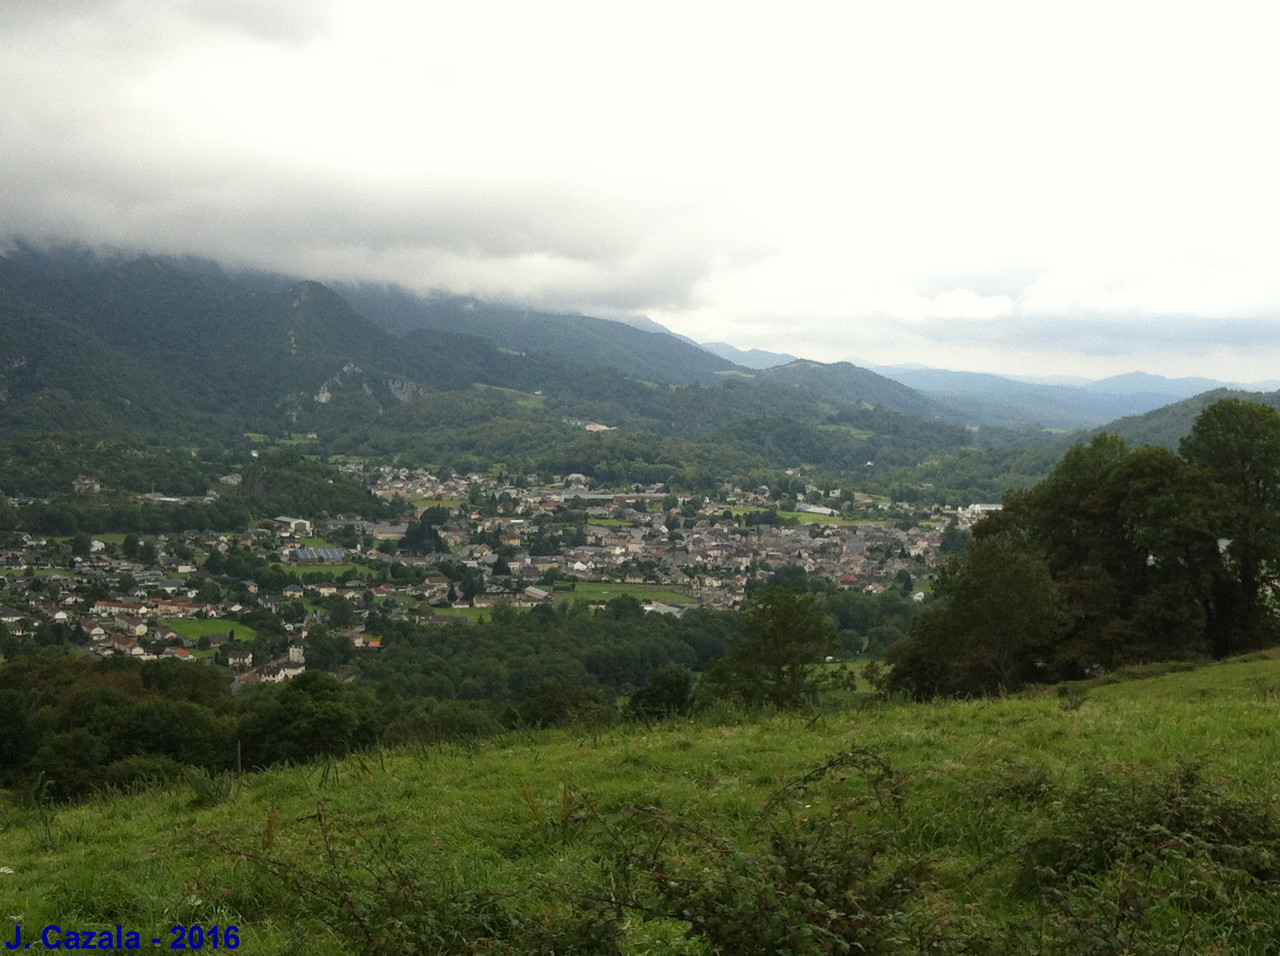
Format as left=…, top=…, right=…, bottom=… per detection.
left=328, top=283, right=743, bottom=385
left=1084, top=371, right=1280, bottom=397
left=0, top=284, right=199, bottom=434
left=0, top=246, right=572, bottom=434
left=877, top=367, right=1167, bottom=428
left=0, top=246, right=1004, bottom=493
left=758, top=360, right=953, bottom=421
left=1095, top=388, right=1280, bottom=449
left=869, top=364, right=1279, bottom=429
left=700, top=341, right=797, bottom=369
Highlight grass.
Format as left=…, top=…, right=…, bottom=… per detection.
left=471, top=382, right=545, bottom=408
left=571, top=581, right=693, bottom=604
left=159, top=618, right=259, bottom=643
left=726, top=506, right=863, bottom=526
left=816, top=422, right=875, bottom=440
left=426, top=606, right=493, bottom=622
left=7, top=654, right=1280, bottom=952
left=774, top=509, right=862, bottom=526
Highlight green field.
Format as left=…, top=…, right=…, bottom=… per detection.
left=472, top=382, right=545, bottom=408
left=7, top=655, right=1280, bottom=952
left=571, top=580, right=694, bottom=605
left=774, top=509, right=862, bottom=526
left=730, top=505, right=863, bottom=527
left=424, top=606, right=493, bottom=622
left=159, top=618, right=258, bottom=643
left=816, top=422, right=875, bottom=440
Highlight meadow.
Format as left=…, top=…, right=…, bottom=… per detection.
left=4, top=655, right=1280, bottom=953
left=571, top=580, right=693, bottom=605
left=158, top=618, right=259, bottom=643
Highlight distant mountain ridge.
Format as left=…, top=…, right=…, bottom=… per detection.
left=700, top=342, right=797, bottom=369
left=4, top=243, right=1267, bottom=444
left=756, top=360, right=951, bottom=421
left=0, top=246, right=976, bottom=486
left=1083, top=371, right=1280, bottom=396
left=871, top=364, right=1280, bottom=429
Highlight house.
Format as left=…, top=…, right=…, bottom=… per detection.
left=106, top=636, right=145, bottom=657
left=225, top=648, right=253, bottom=669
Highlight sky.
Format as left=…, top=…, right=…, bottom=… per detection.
left=4, top=0, right=1280, bottom=382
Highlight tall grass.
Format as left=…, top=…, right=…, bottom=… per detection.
left=5, top=654, right=1280, bottom=952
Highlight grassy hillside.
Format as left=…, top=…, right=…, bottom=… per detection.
left=5, top=655, right=1280, bottom=953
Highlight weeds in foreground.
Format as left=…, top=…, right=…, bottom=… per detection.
left=210, top=802, right=622, bottom=955
left=185, top=767, right=234, bottom=809
left=209, top=741, right=1280, bottom=955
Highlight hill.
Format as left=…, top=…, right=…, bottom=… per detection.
left=1097, top=387, right=1280, bottom=448
left=700, top=340, right=797, bottom=369
left=1085, top=370, right=1280, bottom=396
left=4, top=654, right=1280, bottom=953
left=758, top=359, right=952, bottom=421
left=330, top=282, right=744, bottom=385
left=0, top=246, right=1043, bottom=498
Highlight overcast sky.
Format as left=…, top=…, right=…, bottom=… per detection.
left=4, top=1, right=1280, bottom=381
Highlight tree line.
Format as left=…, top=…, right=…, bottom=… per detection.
left=887, top=399, right=1280, bottom=698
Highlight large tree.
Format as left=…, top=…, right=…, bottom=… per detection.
left=991, top=435, right=1211, bottom=673
left=705, top=586, right=837, bottom=709
left=885, top=532, right=1068, bottom=698
left=1180, top=397, right=1280, bottom=655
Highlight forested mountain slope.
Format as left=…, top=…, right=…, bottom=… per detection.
left=0, top=245, right=1073, bottom=496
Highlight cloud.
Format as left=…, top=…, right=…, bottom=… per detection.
left=3, top=1, right=1280, bottom=381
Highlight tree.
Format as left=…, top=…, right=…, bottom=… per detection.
left=988, top=435, right=1209, bottom=673
left=604, top=593, right=644, bottom=620
left=769, top=564, right=809, bottom=592
left=1180, top=398, right=1280, bottom=655
left=516, top=675, right=608, bottom=728
left=886, top=532, right=1068, bottom=699
left=304, top=626, right=353, bottom=671
left=939, top=519, right=969, bottom=556
left=707, top=587, right=836, bottom=709
left=71, top=531, right=92, bottom=557
left=627, top=664, right=694, bottom=721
